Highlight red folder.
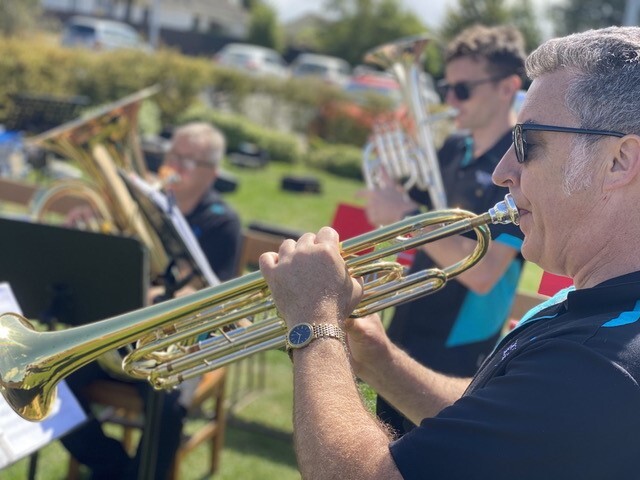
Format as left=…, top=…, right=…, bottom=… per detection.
left=538, top=271, right=573, bottom=296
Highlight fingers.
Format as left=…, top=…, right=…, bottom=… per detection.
left=315, top=226, right=339, bottom=245
left=258, top=251, right=278, bottom=271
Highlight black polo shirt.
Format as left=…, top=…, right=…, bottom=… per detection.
left=387, top=131, right=524, bottom=377
left=390, top=270, right=640, bottom=479
left=186, top=189, right=241, bottom=282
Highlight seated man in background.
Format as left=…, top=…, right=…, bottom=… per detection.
left=61, top=122, right=242, bottom=480
left=160, top=122, right=242, bottom=282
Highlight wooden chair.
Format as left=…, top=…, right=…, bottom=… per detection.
left=235, top=228, right=292, bottom=275
left=66, top=368, right=227, bottom=480
left=226, top=228, right=293, bottom=406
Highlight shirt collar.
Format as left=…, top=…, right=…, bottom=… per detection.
left=567, top=270, right=640, bottom=313
left=515, top=270, right=640, bottom=330
left=461, top=130, right=512, bottom=168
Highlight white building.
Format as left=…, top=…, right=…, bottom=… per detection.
left=42, top=0, right=249, bottom=39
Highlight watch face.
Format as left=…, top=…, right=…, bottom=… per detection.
left=287, top=323, right=314, bottom=348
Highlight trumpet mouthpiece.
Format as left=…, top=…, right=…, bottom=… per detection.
left=489, top=194, right=519, bottom=225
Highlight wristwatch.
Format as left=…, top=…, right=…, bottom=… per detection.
left=286, top=323, right=346, bottom=359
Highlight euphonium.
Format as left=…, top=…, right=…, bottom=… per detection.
left=363, top=34, right=449, bottom=209
left=28, top=85, right=170, bottom=278
left=0, top=195, right=518, bottom=422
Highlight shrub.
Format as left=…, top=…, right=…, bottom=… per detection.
left=306, top=141, right=363, bottom=180
left=177, top=105, right=304, bottom=164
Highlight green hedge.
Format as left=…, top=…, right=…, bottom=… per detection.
left=306, top=141, right=363, bottom=180
left=0, top=37, right=388, bottom=178
left=177, top=105, right=304, bottom=164
left=0, top=37, right=399, bottom=147
left=179, top=105, right=364, bottom=179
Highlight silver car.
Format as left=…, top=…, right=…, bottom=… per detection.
left=61, top=16, right=149, bottom=51
left=213, top=43, right=289, bottom=78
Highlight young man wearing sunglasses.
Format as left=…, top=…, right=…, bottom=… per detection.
left=260, top=26, right=640, bottom=479
left=360, top=24, right=527, bottom=436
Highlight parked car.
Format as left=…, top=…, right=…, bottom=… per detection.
left=213, top=43, right=289, bottom=78
left=290, top=53, right=352, bottom=86
left=61, top=16, right=149, bottom=51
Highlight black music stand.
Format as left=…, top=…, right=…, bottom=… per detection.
left=4, top=93, right=90, bottom=136
left=0, top=217, right=147, bottom=328
left=0, top=217, right=153, bottom=479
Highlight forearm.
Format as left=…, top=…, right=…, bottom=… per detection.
left=355, top=339, right=470, bottom=424
left=292, top=337, right=402, bottom=480
left=421, top=237, right=517, bottom=294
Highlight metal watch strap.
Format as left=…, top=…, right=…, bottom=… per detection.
left=312, top=323, right=346, bottom=345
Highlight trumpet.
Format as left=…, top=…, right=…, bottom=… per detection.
left=0, top=195, right=518, bottom=422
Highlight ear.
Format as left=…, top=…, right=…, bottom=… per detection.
left=603, top=135, right=640, bottom=191
left=501, top=75, right=522, bottom=102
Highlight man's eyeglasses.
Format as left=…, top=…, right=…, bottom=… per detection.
left=437, top=75, right=507, bottom=101
left=165, top=152, right=214, bottom=171
left=513, top=123, right=626, bottom=164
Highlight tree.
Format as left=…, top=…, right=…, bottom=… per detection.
left=440, top=0, right=542, bottom=52
left=550, top=0, right=626, bottom=36
left=319, top=0, right=429, bottom=66
left=0, top=0, right=41, bottom=37
left=247, top=2, right=285, bottom=52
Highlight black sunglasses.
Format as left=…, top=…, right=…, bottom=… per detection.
left=513, top=123, right=626, bottom=164
left=437, top=75, right=507, bottom=101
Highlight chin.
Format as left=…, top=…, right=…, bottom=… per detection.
left=520, top=239, right=539, bottom=265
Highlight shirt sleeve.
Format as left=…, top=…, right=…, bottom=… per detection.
left=389, top=339, right=640, bottom=480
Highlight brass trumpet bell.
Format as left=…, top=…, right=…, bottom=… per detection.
left=0, top=195, right=518, bottom=421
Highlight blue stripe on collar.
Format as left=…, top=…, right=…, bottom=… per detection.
left=514, top=286, right=575, bottom=330
left=602, top=300, right=640, bottom=327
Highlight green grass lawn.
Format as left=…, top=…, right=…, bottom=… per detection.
left=1, top=159, right=542, bottom=479
left=221, top=160, right=367, bottom=233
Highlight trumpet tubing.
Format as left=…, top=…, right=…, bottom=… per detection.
left=0, top=196, right=518, bottom=422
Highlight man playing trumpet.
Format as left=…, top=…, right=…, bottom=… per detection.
left=261, top=25, right=640, bottom=479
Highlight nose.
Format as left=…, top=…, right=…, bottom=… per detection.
left=492, top=143, right=520, bottom=187
left=445, top=89, right=459, bottom=106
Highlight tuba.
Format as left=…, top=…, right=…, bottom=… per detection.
left=27, top=85, right=171, bottom=278
left=0, top=195, right=518, bottom=421
left=362, top=34, right=450, bottom=209
left=24, top=86, right=220, bottom=379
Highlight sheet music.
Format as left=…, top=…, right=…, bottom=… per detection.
left=124, top=172, right=220, bottom=287
left=0, top=282, right=87, bottom=469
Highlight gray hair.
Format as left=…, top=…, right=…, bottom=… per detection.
left=526, top=27, right=640, bottom=193
left=173, top=122, right=226, bottom=168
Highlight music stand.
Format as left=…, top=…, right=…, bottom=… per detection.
left=4, top=93, right=90, bottom=136
left=0, top=217, right=148, bottom=327
left=0, top=217, right=152, bottom=478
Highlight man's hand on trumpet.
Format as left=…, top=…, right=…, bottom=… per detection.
left=259, top=227, right=363, bottom=329
left=357, top=169, right=421, bottom=226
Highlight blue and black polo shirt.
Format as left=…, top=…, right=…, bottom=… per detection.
left=390, top=270, right=640, bottom=479
left=186, top=189, right=242, bottom=282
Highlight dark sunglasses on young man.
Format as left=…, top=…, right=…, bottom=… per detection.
left=512, top=123, right=627, bottom=164
left=436, top=75, right=508, bottom=101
